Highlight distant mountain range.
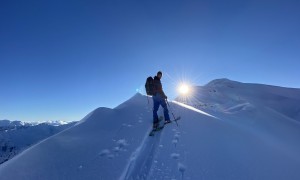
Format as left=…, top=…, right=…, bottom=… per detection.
left=0, top=120, right=71, bottom=127
left=0, top=120, right=76, bottom=164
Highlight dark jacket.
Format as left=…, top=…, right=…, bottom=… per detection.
left=153, top=76, right=167, bottom=98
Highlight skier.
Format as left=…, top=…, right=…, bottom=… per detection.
left=152, top=71, right=171, bottom=130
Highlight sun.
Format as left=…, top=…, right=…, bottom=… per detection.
left=178, top=84, right=190, bottom=95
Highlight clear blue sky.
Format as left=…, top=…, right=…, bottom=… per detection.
left=1, top=0, right=299, bottom=122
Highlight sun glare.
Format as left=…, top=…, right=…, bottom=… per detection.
left=178, top=84, right=190, bottom=95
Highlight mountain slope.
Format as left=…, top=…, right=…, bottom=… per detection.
left=0, top=94, right=157, bottom=179
left=0, top=121, right=75, bottom=164
left=178, top=78, right=300, bottom=122
left=1, top=80, right=300, bottom=179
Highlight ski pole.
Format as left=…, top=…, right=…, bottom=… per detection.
left=166, top=100, right=179, bottom=127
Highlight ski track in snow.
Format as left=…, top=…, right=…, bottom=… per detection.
left=120, top=127, right=164, bottom=180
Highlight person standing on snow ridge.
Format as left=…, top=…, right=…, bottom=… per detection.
left=152, top=71, right=171, bottom=129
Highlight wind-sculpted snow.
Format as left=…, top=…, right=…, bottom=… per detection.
left=1, top=80, right=300, bottom=180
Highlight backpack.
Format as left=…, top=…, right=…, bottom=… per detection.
left=145, top=76, right=155, bottom=96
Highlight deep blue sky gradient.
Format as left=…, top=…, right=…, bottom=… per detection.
left=1, top=0, right=300, bottom=121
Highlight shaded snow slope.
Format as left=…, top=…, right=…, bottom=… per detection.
left=0, top=94, right=157, bottom=180
left=0, top=121, right=75, bottom=165
left=1, top=82, right=300, bottom=180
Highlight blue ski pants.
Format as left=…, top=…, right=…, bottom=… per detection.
left=153, top=93, right=170, bottom=124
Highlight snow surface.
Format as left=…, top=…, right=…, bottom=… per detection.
left=0, top=120, right=75, bottom=164
left=1, top=79, right=300, bottom=180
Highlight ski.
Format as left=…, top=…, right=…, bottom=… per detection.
left=164, top=116, right=181, bottom=125
left=149, top=116, right=181, bottom=136
left=149, top=126, right=164, bottom=136
left=149, top=116, right=164, bottom=136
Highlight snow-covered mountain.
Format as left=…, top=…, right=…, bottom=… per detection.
left=0, top=120, right=76, bottom=165
left=176, top=78, right=300, bottom=122
left=0, top=120, right=71, bottom=127
left=0, top=79, right=300, bottom=180
left=0, top=120, right=31, bottom=127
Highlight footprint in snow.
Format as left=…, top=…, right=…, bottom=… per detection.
left=113, top=139, right=128, bottom=153
left=113, top=146, right=121, bottom=153
left=99, top=149, right=115, bottom=159
left=178, top=162, right=186, bottom=178
left=116, top=139, right=128, bottom=148
left=174, top=134, right=180, bottom=141
left=172, top=132, right=180, bottom=147
left=99, top=149, right=110, bottom=157
left=172, top=139, right=178, bottom=147
left=170, top=153, right=180, bottom=160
